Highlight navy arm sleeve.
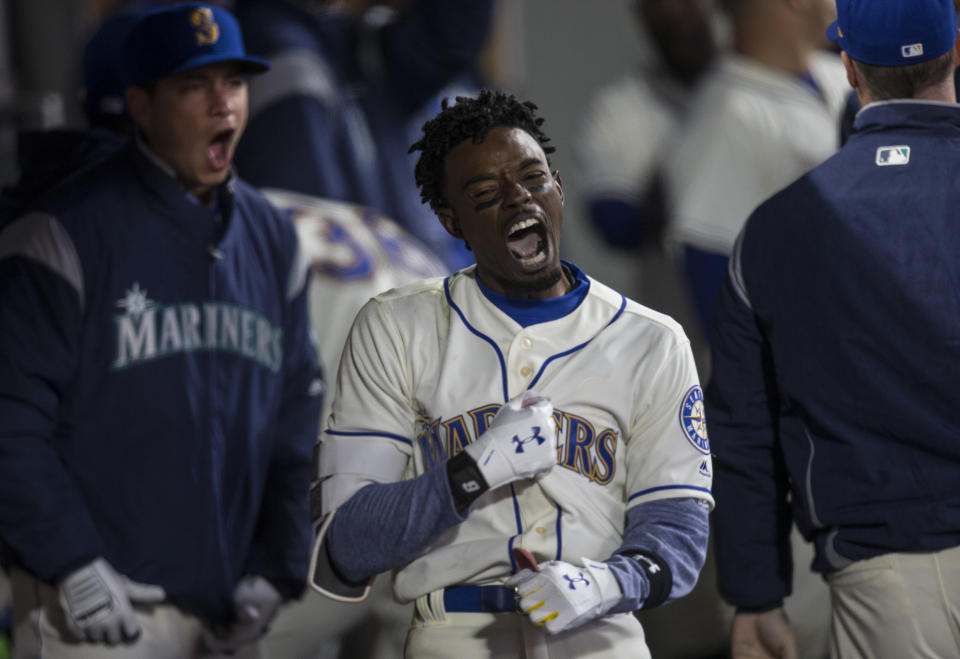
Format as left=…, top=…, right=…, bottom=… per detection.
left=244, top=249, right=323, bottom=600
left=0, top=216, right=104, bottom=581
left=706, top=259, right=793, bottom=610
left=606, top=498, right=710, bottom=613
left=326, top=461, right=466, bottom=582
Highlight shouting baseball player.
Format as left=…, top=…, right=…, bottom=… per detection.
left=310, top=90, right=713, bottom=658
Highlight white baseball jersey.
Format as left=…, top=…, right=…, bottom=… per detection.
left=576, top=71, right=689, bottom=207
left=261, top=188, right=447, bottom=420
left=324, top=266, right=714, bottom=603
left=664, top=51, right=849, bottom=255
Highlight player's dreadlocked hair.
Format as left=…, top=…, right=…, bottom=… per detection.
left=409, top=89, right=556, bottom=212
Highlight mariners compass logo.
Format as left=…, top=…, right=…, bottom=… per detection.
left=116, top=282, right=155, bottom=317
left=679, top=385, right=710, bottom=454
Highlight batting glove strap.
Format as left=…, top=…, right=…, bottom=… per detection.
left=446, top=451, right=490, bottom=511
left=463, top=391, right=557, bottom=491
left=620, top=550, right=673, bottom=610
left=508, top=558, right=622, bottom=634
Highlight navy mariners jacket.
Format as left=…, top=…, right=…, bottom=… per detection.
left=0, top=141, right=322, bottom=624
left=707, top=101, right=960, bottom=611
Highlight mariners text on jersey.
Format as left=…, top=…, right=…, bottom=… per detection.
left=418, top=405, right=619, bottom=486
left=112, top=282, right=283, bottom=372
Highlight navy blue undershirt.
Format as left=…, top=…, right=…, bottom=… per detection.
left=475, top=261, right=590, bottom=327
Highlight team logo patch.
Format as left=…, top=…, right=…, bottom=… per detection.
left=876, top=145, right=910, bottom=166
left=190, top=7, right=220, bottom=45
left=901, top=43, right=923, bottom=58
left=679, top=385, right=709, bottom=454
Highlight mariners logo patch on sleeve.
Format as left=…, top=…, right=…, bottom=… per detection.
left=679, top=385, right=709, bottom=454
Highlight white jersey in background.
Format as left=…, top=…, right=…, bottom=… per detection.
left=260, top=189, right=445, bottom=659
left=664, top=51, right=849, bottom=255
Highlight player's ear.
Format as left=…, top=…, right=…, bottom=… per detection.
left=552, top=170, right=564, bottom=205
left=437, top=205, right=463, bottom=240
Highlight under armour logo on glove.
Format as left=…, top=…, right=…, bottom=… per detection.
left=563, top=572, right=591, bottom=590
left=506, top=557, right=623, bottom=634
left=511, top=426, right=546, bottom=453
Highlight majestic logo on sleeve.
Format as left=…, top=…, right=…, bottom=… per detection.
left=111, top=282, right=282, bottom=372
left=679, top=385, right=710, bottom=454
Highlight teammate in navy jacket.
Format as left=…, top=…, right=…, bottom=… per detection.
left=0, top=4, right=322, bottom=657
left=708, top=1, right=960, bottom=657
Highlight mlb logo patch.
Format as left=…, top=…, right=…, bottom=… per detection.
left=901, top=43, right=924, bottom=58
left=876, top=145, right=911, bottom=166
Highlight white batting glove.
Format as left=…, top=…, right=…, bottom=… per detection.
left=506, top=558, right=622, bottom=634
left=58, top=557, right=166, bottom=645
left=463, top=390, right=558, bottom=491
left=202, top=575, right=283, bottom=653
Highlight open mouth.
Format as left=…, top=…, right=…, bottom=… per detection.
left=507, top=218, right=548, bottom=267
left=207, top=129, right=235, bottom=171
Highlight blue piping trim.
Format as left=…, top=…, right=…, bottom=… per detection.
left=325, top=429, right=413, bottom=446
left=508, top=535, right=517, bottom=572
left=554, top=504, right=563, bottom=561
left=628, top=484, right=713, bottom=502
left=445, top=276, right=509, bottom=402
left=528, top=295, right=628, bottom=390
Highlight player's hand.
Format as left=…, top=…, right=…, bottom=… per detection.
left=464, top=390, right=557, bottom=491
left=58, top=557, right=166, bottom=645
left=202, top=575, right=283, bottom=653
left=505, top=557, right=622, bottom=634
left=730, top=608, right=798, bottom=659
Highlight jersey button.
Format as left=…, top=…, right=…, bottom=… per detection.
left=521, top=337, right=533, bottom=349
left=520, top=365, right=533, bottom=378
left=535, top=526, right=547, bottom=534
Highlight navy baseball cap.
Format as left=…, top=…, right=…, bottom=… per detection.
left=827, top=0, right=958, bottom=66
left=124, top=2, right=270, bottom=86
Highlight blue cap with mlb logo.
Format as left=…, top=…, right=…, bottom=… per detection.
left=827, top=0, right=957, bottom=66
left=124, top=2, right=270, bottom=86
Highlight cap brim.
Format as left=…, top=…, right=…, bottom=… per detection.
left=165, top=52, right=271, bottom=80
left=826, top=20, right=840, bottom=42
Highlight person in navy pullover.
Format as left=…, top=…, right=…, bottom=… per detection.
left=0, top=4, right=322, bottom=657
left=708, top=0, right=960, bottom=657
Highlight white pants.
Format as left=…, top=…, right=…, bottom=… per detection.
left=404, top=590, right=651, bottom=659
left=10, top=569, right=260, bottom=659
left=828, top=545, right=960, bottom=659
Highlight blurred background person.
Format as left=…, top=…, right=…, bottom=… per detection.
left=231, top=0, right=499, bottom=271
left=663, top=0, right=848, bottom=342
left=661, top=0, right=850, bottom=657
left=575, top=3, right=732, bottom=658
left=0, top=9, right=138, bottom=226
left=258, top=189, right=445, bottom=659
